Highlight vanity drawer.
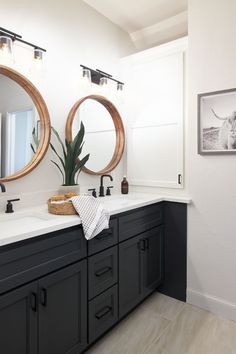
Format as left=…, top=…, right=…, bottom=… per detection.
left=119, top=203, right=163, bottom=242
left=88, top=246, right=118, bottom=300
left=0, top=226, right=86, bottom=295
left=88, top=218, right=118, bottom=256
left=89, top=285, right=118, bottom=344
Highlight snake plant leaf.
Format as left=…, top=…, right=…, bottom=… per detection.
left=50, top=124, right=90, bottom=186
left=50, top=143, right=66, bottom=171
left=74, top=141, right=84, bottom=160
left=71, top=153, right=90, bottom=183
left=32, top=127, right=39, bottom=148
left=30, top=143, right=36, bottom=154
left=51, top=160, right=64, bottom=184
left=51, top=126, right=67, bottom=160
left=65, top=139, right=75, bottom=185
left=31, top=127, right=39, bottom=153
left=71, top=121, right=85, bottom=157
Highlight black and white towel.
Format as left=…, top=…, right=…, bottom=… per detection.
left=70, top=196, right=110, bottom=240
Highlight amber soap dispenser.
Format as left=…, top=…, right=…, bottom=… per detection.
left=121, top=176, right=129, bottom=194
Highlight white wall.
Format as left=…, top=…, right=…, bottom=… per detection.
left=0, top=0, right=135, bottom=210
left=187, top=0, right=236, bottom=321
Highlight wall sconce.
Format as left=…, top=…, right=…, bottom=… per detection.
left=0, top=27, right=46, bottom=66
left=80, top=65, right=124, bottom=97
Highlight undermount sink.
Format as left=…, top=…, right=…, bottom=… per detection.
left=99, top=194, right=145, bottom=206
left=0, top=210, right=55, bottom=240
left=0, top=211, right=53, bottom=223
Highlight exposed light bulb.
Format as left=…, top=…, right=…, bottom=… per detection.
left=99, top=76, right=110, bottom=97
left=80, top=67, right=91, bottom=95
left=117, top=82, right=124, bottom=104
left=30, top=48, right=45, bottom=76
left=0, top=36, right=14, bottom=65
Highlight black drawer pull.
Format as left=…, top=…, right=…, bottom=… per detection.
left=30, top=292, right=37, bottom=312
left=95, top=306, right=112, bottom=319
left=95, top=266, right=112, bottom=277
left=96, top=228, right=113, bottom=240
left=40, top=288, right=47, bottom=307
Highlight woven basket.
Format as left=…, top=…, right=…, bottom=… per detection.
left=48, top=199, right=77, bottom=215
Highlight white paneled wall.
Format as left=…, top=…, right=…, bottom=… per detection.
left=121, top=37, right=187, bottom=189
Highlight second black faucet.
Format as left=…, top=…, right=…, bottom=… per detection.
left=99, top=175, right=113, bottom=197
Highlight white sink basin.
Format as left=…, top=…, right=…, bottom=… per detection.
left=99, top=194, right=145, bottom=208
left=0, top=211, right=53, bottom=223
left=0, top=210, right=55, bottom=240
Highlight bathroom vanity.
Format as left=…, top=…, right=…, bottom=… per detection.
left=0, top=197, right=188, bottom=354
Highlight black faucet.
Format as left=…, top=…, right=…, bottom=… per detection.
left=99, top=175, right=113, bottom=197
left=0, top=183, right=6, bottom=193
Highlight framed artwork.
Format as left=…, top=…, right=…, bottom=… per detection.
left=198, top=88, right=236, bottom=154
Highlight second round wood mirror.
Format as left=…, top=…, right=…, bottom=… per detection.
left=66, top=95, right=125, bottom=175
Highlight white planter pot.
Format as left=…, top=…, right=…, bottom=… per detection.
left=58, top=185, right=80, bottom=195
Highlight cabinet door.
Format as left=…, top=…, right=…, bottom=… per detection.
left=38, top=260, right=87, bottom=354
left=142, top=226, right=164, bottom=297
left=119, top=235, right=143, bottom=318
left=0, top=282, right=38, bottom=354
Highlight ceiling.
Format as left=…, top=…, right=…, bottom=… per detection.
left=82, top=0, right=188, bottom=34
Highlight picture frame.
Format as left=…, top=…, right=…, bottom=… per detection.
left=198, top=88, right=236, bottom=154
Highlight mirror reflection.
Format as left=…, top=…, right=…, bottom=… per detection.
left=0, top=74, right=39, bottom=178
left=72, top=99, right=116, bottom=172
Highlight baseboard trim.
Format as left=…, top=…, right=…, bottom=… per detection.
left=187, top=288, right=236, bottom=322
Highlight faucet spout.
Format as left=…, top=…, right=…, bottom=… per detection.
left=0, top=183, right=6, bottom=193
left=99, top=174, right=113, bottom=197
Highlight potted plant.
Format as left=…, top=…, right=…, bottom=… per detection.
left=50, top=122, right=90, bottom=194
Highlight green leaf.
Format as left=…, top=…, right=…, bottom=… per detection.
left=51, top=160, right=64, bottom=184
left=64, top=139, right=75, bottom=185
left=31, top=127, right=39, bottom=152
left=71, top=153, right=90, bottom=184
left=30, top=143, right=36, bottom=154
left=71, top=121, right=85, bottom=160
left=51, top=126, right=67, bottom=160
left=50, top=143, right=66, bottom=171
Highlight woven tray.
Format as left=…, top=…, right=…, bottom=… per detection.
left=48, top=199, right=77, bottom=215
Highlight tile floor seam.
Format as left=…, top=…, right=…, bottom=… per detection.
left=157, top=301, right=186, bottom=322
left=149, top=302, right=188, bottom=351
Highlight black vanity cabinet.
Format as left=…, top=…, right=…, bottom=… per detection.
left=119, top=225, right=164, bottom=318
left=0, top=227, right=88, bottom=354
left=0, top=201, right=187, bottom=354
left=0, top=282, right=38, bottom=354
left=142, top=225, right=164, bottom=297
left=119, top=234, right=144, bottom=317
left=38, top=260, right=87, bottom=354
left=0, top=261, right=87, bottom=354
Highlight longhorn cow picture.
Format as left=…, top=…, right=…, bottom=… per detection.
left=198, top=88, right=236, bottom=154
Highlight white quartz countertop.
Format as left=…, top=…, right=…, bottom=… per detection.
left=0, top=193, right=191, bottom=247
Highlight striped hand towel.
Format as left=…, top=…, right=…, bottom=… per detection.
left=71, top=196, right=110, bottom=240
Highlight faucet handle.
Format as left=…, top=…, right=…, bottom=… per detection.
left=106, top=186, right=113, bottom=196
left=88, top=188, right=97, bottom=198
left=5, top=198, right=20, bottom=213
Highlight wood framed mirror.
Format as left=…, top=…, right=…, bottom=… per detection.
left=0, top=65, right=51, bottom=182
left=66, top=95, right=125, bottom=175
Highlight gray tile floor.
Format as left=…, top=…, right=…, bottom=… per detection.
left=86, top=292, right=236, bottom=354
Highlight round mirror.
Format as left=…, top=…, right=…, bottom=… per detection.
left=0, top=66, right=51, bottom=182
left=66, top=95, right=125, bottom=175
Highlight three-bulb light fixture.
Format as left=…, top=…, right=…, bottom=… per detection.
left=80, top=64, right=124, bottom=100
left=0, top=26, right=46, bottom=67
